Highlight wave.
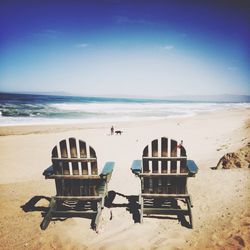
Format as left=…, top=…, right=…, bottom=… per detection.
left=1, top=93, right=250, bottom=126
left=49, top=102, right=221, bottom=114
left=0, top=114, right=168, bottom=126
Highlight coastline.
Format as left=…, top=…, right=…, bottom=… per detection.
left=0, top=107, right=249, bottom=249
left=0, top=106, right=249, bottom=136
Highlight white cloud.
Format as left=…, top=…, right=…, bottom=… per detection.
left=33, top=29, right=62, bottom=39
left=75, top=43, right=89, bottom=48
left=115, top=16, right=131, bottom=24
left=163, top=45, right=174, bottom=50
left=227, top=66, right=238, bottom=71
left=114, top=16, right=157, bottom=25
left=180, top=33, right=187, bottom=37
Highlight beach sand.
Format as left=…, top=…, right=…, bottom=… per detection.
left=0, top=107, right=249, bottom=250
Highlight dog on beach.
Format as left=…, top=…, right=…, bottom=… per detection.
left=115, top=130, right=123, bottom=135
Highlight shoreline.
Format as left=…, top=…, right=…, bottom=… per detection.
left=0, top=107, right=249, bottom=136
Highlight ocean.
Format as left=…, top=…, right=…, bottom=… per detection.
left=0, top=92, right=249, bottom=126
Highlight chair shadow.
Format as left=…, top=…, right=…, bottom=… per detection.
left=146, top=198, right=192, bottom=229
left=21, top=195, right=50, bottom=212
left=105, top=191, right=141, bottom=223
left=105, top=191, right=191, bottom=228
left=143, top=214, right=191, bottom=228
left=21, top=196, right=91, bottom=229
left=21, top=192, right=191, bottom=230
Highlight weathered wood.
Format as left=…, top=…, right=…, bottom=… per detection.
left=152, top=139, right=158, bottom=157
left=142, top=156, right=187, bottom=160
left=141, top=193, right=190, bottom=198
left=143, top=208, right=190, bottom=215
left=139, top=173, right=188, bottom=177
left=52, top=210, right=98, bottom=215
left=161, top=137, right=168, bottom=157
left=69, top=138, right=79, bottom=175
left=186, top=197, right=193, bottom=228
left=142, top=145, right=149, bottom=173
left=42, top=137, right=114, bottom=231
left=46, top=175, right=101, bottom=180
left=131, top=137, right=197, bottom=227
left=52, top=146, right=58, bottom=158
left=139, top=195, right=144, bottom=223
left=90, top=146, right=98, bottom=175
left=171, top=139, right=177, bottom=157
left=69, top=138, right=77, bottom=157
left=53, top=196, right=102, bottom=200
left=79, top=140, right=88, bottom=174
left=94, top=199, right=104, bottom=232
left=40, top=197, right=56, bottom=230
left=60, top=139, right=68, bottom=158
left=52, top=157, right=97, bottom=162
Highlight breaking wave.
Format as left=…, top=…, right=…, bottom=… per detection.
left=0, top=93, right=249, bottom=126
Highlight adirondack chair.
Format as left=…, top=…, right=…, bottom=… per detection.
left=41, top=137, right=114, bottom=231
left=131, top=137, right=198, bottom=228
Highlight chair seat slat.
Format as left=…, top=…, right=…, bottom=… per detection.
left=143, top=156, right=187, bottom=160
left=53, top=195, right=102, bottom=200
left=46, top=174, right=102, bottom=179
left=139, top=173, right=188, bottom=177
left=52, top=157, right=97, bottom=162
left=141, top=193, right=190, bottom=198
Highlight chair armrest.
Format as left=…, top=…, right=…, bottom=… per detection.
left=187, top=160, right=198, bottom=176
left=131, top=160, right=142, bottom=175
left=43, top=165, right=54, bottom=177
left=100, top=161, right=115, bottom=177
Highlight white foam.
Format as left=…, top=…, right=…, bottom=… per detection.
left=0, top=102, right=249, bottom=126
left=49, top=102, right=223, bottom=115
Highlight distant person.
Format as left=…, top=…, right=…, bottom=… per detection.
left=111, top=126, right=114, bottom=135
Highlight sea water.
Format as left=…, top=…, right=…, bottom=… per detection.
left=0, top=93, right=249, bottom=126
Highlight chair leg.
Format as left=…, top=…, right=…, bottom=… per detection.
left=41, top=197, right=56, bottom=230
left=189, top=195, right=193, bottom=207
left=139, top=195, right=144, bottom=223
left=186, top=197, right=193, bottom=229
left=94, top=199, right=103, bottom=232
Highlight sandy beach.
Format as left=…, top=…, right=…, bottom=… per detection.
left=0, top=107, right=249, bottom=250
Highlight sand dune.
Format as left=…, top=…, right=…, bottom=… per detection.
left=215, top=142, right=250, bottom=169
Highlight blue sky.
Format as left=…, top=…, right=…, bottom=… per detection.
left=0, top=0, right=249, bottom=97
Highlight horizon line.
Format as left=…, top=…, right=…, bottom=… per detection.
left=0, top=91, right=249, bottom=103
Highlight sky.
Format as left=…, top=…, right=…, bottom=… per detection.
left=0, top=0, right=249, bottom=98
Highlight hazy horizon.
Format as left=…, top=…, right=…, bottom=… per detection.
left=1, top=1, right=249, bottom=97
left=1, top=90, right=250, bottom=103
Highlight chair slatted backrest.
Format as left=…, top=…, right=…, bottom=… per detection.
left=52, top=138, right=98, bottom=176
left=141, top=137, right=188, bottom=194
left=142, top=137, right=187, bottom=174
left=51, top=138, right=99, bottom=196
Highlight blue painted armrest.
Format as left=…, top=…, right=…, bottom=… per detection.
left=43, top=165, right=54, bottom=177
left=100, top=161, right=115, bottom=176
left=131, top=160, right=142, bottom=175
left=187, top=160, right=198, bottom=176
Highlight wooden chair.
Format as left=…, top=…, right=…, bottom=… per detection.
left=131, top=137, right=198, bottom=228
left=41, top=137, right=114, bottom=231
